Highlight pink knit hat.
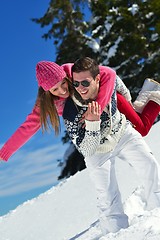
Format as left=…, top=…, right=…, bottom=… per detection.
left=36, top=61, right=67, bottom=91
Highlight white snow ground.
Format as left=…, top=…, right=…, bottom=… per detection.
left=0, top=121, right=160, bottom=240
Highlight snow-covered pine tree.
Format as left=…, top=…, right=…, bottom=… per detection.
left=32, top=0, right=96, bottom=63
left=90, top=0, right=160, bottom=97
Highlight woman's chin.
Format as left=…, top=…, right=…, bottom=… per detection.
left=62, top=93, right=70, bottom=99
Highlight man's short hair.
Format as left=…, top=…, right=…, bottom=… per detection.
left=72, top=57, right=99, bottom=79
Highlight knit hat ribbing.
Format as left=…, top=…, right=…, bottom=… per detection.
left=36, top=61, right=67, bottom=91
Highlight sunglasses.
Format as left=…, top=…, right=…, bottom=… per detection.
left=72, top=79, right=92, bottom=88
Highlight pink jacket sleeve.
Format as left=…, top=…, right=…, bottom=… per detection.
left=62, top=63, right=73, bottom=78
left=0, top=106, right=41, bottom=161
left=54, top=98, right=67, bottom=116
left=96, top=66, right=116, bottom=112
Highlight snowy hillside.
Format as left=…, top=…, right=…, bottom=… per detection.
left=0, top=122, right=160, bottom=240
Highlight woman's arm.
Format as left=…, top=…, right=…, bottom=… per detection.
left=0, top=105, right=41, bottom=161
left=96, top=66, right=116, bottom=112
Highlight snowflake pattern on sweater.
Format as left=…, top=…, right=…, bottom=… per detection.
left=116, top=75, right=132, bottom=102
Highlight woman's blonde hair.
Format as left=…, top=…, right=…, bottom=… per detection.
left=36, top=77, right=73, bottom=135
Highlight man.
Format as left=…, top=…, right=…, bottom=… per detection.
left=62, top=57, right=160, bottom=235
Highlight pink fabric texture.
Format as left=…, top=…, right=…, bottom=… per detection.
left=97, top=66, right=116, bottom=113
left=54, top=98, right=67, bottom=116
left=0, top=106, right=41, bottom=161
left=36, top=61, right=66, bottom=91
left=62, top=63, right=73, bottom=78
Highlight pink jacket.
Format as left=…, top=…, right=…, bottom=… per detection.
left=0, top=64, right=116, bottom=161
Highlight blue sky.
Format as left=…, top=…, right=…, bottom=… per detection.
left=0, top=0, right=69, bottom=215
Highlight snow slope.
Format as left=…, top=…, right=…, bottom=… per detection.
left=0, top=122, right=160, bottom=240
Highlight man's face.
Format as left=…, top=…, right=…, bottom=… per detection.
left=72, top=70, right=100, bottom=101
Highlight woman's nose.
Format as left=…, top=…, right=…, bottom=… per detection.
left=59, top=87, right=66, bottom=94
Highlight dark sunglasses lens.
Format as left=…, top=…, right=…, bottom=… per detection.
left=73, top=81, right=80, bottom=88
left=81, top=80, right=90, bottom=87
left=73, top=80, right=90, bottom=88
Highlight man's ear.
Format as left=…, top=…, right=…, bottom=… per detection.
left=95, top=74, right=100, bottom=83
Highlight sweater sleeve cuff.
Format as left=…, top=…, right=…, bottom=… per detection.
left=0, top=147, right=12, bottom=161
left=85, top=120, right=101, bottom=131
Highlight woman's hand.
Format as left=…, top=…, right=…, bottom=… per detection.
left=0, top=157, right=4, bottom=162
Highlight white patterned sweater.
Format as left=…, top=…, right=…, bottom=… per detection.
left=63, top=77, right=131, bottom=158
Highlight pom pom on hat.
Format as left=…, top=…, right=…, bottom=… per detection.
left=36, top=61, right=67, bottom=91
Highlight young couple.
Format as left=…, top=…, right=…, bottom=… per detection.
left=0, top=57, right=160, bottom=236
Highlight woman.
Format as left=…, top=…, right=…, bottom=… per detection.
left=0, top=60, right=159, bottom=161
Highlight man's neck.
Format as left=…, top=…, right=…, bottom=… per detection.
left=91, top=88, right=99, bottom=100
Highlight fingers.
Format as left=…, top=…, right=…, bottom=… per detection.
left=85, top=101, right=101, bottom=121
left=80, top=101, right=101, bottom=123
left=88, top=101, right=101, bottom=115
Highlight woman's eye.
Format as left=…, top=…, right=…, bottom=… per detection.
left=52, top=88, right=57, bottom=92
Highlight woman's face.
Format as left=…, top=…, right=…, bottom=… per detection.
left=49, top=78, right=70, bottom=98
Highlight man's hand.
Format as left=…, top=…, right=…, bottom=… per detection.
left=85, top=101, right=101, bottom=121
